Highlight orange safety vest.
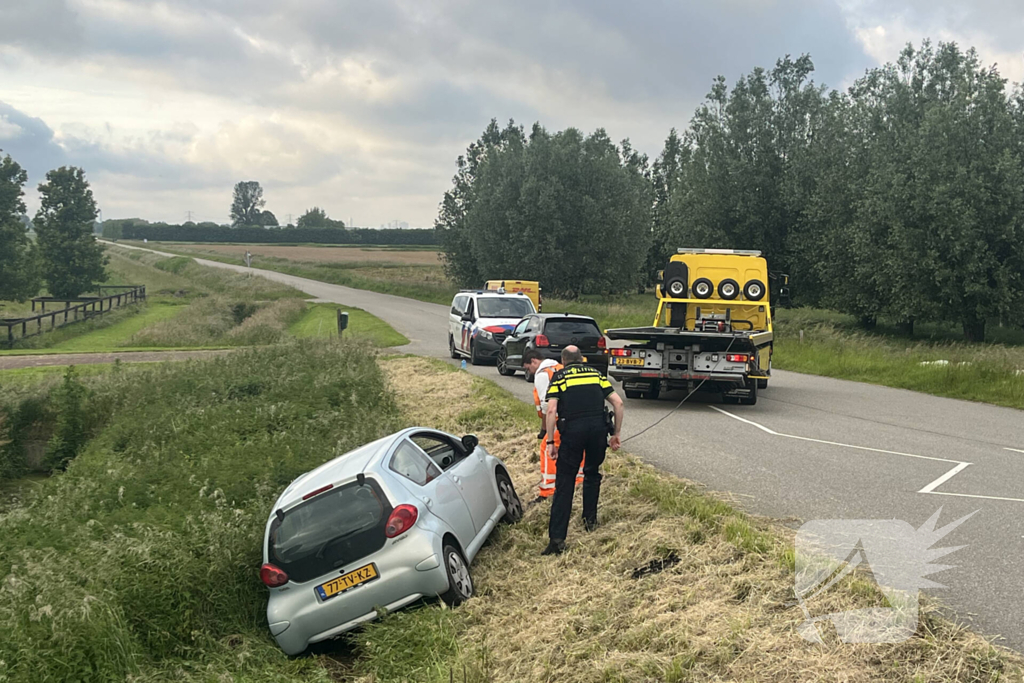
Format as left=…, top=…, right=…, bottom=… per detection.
left=533, top=363, right=583, bottom=496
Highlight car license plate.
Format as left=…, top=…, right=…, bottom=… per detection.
left=614, top=357, right=644, bottom=367
left=316, top=563, right=379, bottom=601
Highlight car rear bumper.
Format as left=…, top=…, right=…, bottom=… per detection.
left=268, top=530, right=449, bottom=656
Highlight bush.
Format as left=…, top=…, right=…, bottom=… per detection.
left=43, top=367, right=89, bottom=470
left=0, top=342, right=400, bottom=681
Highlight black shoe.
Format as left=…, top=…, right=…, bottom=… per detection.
left=541, top=540, right=566, bottom=556
left=583, top=518, right=599, bottom=532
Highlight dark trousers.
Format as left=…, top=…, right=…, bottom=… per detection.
left=549, top=416, right=607, bottom=541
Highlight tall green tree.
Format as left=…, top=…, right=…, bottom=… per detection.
left=816, top=42, right=1024, bottom=340
left=436, top=120, right=653, bottom=297
left=0, top=154, right=39, bottom=301
left=230, top=181, right=266, bottom=226
left=297, top=207, right=345, bottom=228
left=34, top=166, right=107, bottom=298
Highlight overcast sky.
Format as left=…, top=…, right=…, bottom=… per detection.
left=1, top=1, right=1022, bottom=228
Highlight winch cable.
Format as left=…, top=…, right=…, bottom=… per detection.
left=619, top=337, right=738, bottom=445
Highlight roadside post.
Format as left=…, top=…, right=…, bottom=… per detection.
left=337, top=310, right=349, bottom=337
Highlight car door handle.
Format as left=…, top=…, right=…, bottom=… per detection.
left=420, top=496, right=432, bottom=508
left=451, top=475, right=461, bottom=484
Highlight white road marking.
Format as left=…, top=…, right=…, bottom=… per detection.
left=1005, top=448, right=1024, bottom=454
left=708, top=406, right=965, bottom=464
left=705, top=406, right=1007, bottom=501
left=923, top=491, right=1024, bottom=503
left=918, top=462, right=972, bottom=493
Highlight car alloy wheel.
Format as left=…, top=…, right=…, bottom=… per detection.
left=440, top=544, right=473, bottom=606
left=496, top=348, right=515, bottom=376
left=497, top=471, right=523, bottom=523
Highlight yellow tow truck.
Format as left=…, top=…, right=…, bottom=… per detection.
left=605, top=248, right=785, bottom=405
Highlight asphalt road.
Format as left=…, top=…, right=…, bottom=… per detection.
left=108, top=241, right=1024, bottom=651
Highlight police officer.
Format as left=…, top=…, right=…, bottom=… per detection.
left=541, top=345, right=624, bottom=555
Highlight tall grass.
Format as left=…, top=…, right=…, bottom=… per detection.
left=0, top=342, right=400, bottom=681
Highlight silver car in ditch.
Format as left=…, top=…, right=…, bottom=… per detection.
left=260, top=427, right=523, bottom=656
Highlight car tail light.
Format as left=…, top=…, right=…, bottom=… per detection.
left=260, top=563, right=289, bottom=587
left=385, top=504, right=419, bottom=538
left=483, top=325, right=506, bottom=334
left=726, top=354, right=749, bottom=363
left=610, top=348, right=632, bottom=357
left=535, top=334, right=550, bottom=347
left=302, top=484, right=333, bottom=500
left=597, top=337, right=607, bottom=349
left=717, top=322, right=725, bottom=332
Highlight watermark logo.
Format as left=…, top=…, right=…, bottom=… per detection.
left=794, top=508, right=975, bottom=643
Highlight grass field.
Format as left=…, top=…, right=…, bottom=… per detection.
left=1, top=345, right=1020, bottom=681
left=162, top=242, right=442, bottom=265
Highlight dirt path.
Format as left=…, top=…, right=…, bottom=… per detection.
left=0, top=349, right=233, bottom=371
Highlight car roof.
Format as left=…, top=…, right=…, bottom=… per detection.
left=534, top=313, right=598, bottom=321
left=455, top=291, right=530, bottom=299
left=273, top=427, right=444, bottom=510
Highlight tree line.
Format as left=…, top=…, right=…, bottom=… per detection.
left=103, top=222, right=437, bottom=245
left=436, top=41, right=1024, bottom=342
left=1, top=159, right=106, bottom=302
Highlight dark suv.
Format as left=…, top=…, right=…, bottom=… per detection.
left=496, top=314, right=608, bottom=379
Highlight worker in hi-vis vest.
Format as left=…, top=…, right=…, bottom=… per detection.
left=523, top=348, right=584, bottom=500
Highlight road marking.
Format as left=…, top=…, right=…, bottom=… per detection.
left=918, top=462, right=972, bottom=493
left=922, top=491, right=1024, bottom=503
left=708, top=406, right=965, bottom=464
left=1005, top=448, right=1024, bottom=454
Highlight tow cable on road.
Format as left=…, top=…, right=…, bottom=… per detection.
left=619, top=338, right=737, bottom=445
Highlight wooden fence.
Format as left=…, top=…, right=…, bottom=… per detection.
left=2, top=285, right=147, bottom=348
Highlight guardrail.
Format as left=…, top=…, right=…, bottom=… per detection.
left=2, top=285, right=147, bottom=348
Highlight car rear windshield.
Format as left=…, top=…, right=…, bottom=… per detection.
left=543, top=318, right=602, bottom=347
left=477, top=297, right=533, bottom=318
left=268, top=479, right=392, bottom=584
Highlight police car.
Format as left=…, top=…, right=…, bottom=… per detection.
left=448, top=289, right=536, bottom=365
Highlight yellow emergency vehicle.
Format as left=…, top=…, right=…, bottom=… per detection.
left=485, top=280, right=542, bottom=312
left=605, top=249, right=786, bottom=405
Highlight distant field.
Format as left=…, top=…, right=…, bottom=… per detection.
left=150, top=242, right=442, bottom=265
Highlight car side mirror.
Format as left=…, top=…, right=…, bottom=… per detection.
left=461, top=434, right=479, bottom=452
left=461, top=312, right=474, bottom=322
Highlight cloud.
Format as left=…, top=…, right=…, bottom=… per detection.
left=23, top=0, right=1017, bottom=226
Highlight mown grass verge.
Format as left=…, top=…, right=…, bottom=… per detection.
left=0, top=342, right=402, bottom=681
left=289, top=302, right=410, bottom=348
left=344, top=356, right=1024, bottom=682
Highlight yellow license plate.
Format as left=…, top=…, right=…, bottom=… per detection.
left=614, top=357, right=644, bottom=367
left=316, top=563, right=379, bottom=601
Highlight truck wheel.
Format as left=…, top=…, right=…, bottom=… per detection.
left=449, top=335, right=460, bottom=359
left=740, top=379, right=758, bottom=405
left=692, top=278, right=713, bottom=299
left=625, top=389, right=643, bottom=399
left=496, top=348, right=515, bottom=376
left=757, top=378, right=768, bottom=389
left=718, top=278, right=739, bottom=300
left=744, top=279, right=766, bottom=301
left=645, top=382, right=660, bottom=400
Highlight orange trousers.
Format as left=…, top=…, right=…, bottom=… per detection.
left=538, top=429, right=584, bottom=498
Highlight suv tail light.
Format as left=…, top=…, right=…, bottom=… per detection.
left=597, top=337, right=607, bottom=350
left=726, top=354, right=749, bottom=363
left=385, top=504, right=419, bottom=538
left=535, top=334, right=550, bottom=347
left=260, top=563, right=289, bottom=587
left=302, top=484, right=333, bottom=500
